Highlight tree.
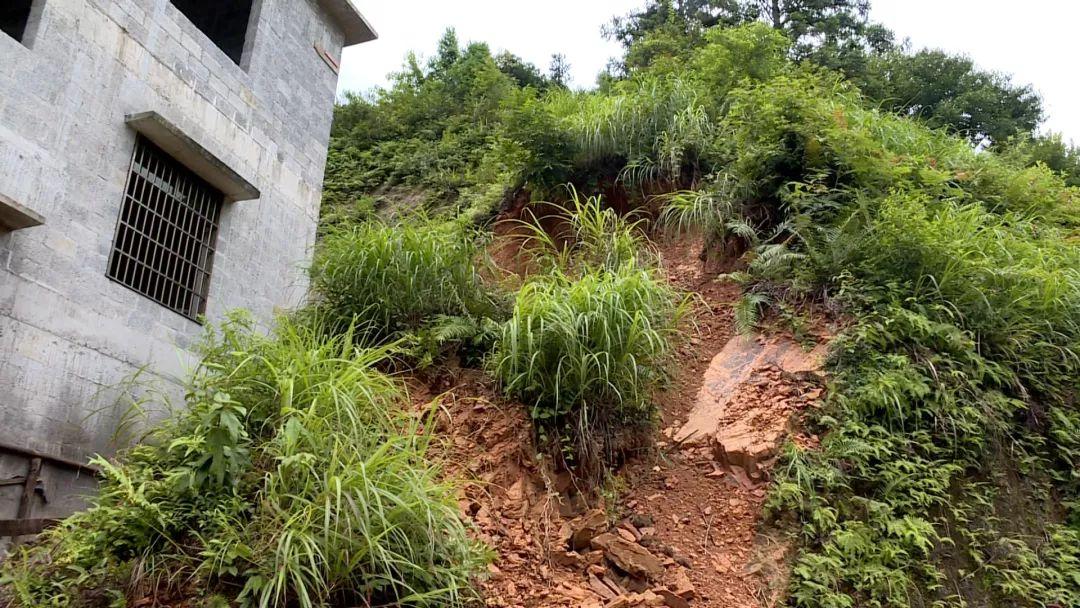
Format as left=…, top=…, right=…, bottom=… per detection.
left=857, top=50, right=1044, bottom=146
left=998, top=133, right=1080, bottom=186
left=430, top=28, right=461, bottom=75
left=606, top=0, right=893, bottom=74
left=549, top=53, right=571, bottom=88
left=605, top=0, right=745, bottom=50
left=744, top=0, right=894, bottom=70
left=495, top=52, right=547, bottom=89
left=607, top=2, right=1043, bottom=144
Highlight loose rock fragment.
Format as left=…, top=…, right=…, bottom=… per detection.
left=590, top=574, right=618, bottom=600
left=656, top=589, right=691, bottom=608
left=591, top=533, right=665, bottom=580
left=669, top=568, right=696, bottom=599
left=570, top=509, right=610, bottom=551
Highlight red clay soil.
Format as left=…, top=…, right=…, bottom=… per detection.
left=596, top=236, right=813, bottom=608
left=410, top=234, right=828, bottom=607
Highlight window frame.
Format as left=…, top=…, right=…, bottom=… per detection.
left=0, top=0, right=46, bottom=47
left=167, top=0, right=262, bottom=70
left=106, top=135, right=225, bottom=323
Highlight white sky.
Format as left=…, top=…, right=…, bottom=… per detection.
left=338, top=1, right=1079, bottom=144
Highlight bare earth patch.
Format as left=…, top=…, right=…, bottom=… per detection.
left=408, top=235, right=829, bottom=607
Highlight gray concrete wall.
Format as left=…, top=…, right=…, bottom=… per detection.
left=0, top=0, right=353, bottom=521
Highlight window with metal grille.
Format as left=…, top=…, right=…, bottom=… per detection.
left=108, top=136, right=223, bottom=322
left=170, top=0, right=254, bottom=65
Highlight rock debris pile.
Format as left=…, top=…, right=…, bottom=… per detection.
left=418, top=313, right=830, bottom=606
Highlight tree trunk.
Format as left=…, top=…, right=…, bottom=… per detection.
left=769, top=0, right=783, bottom=29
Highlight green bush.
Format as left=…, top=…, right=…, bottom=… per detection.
left=499, top=23, right=1080, bottom=605
left=322, top=30, right=527, bottom=219
left=490, top=259, right=685, bottom=479
left=1, top=315, right=487, bottom=608
left=698, top=67, right=1080, bottom=608
left=309, top=218, right=505, bottom=349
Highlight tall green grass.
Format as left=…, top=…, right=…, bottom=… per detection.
left=309, top=217, right=506, bottom=360
left=1, top=314, right=486, bottom=608
left=547, top=78, right=712, bottom=183
left=490, top=192, right=686, bottom=480
left=516, top=188, right=649, bottom=273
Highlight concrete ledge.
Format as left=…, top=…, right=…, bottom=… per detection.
left=124, top=111, right=261, bottom=202
left=0, top=192, right=45, bottom=231
left=318, top=0, right=377, bottom=46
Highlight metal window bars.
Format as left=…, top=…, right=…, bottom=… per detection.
left=107, top=135, right=223, bottom=322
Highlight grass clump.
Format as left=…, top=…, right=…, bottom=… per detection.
left=491, top=263, right=684, bottom=479
left=309, top=217, right=505, bottom=362
left=1, top=314, right=487, bottom=608
left=517, top=188, right=649, bottom=273
left=491, top=197, right=685, bottom=479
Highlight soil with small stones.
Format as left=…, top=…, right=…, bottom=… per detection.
left=67, top=235, right=812, bottom=608
left=602, top=237, right=782, bottom=608
left=407, top=235, right=826, bottom=607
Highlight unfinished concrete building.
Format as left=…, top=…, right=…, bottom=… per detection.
left=0, top=0, right=375, bottom=538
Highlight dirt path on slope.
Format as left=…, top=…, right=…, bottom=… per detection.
left=412, top=236, right=824, bottom=608
left=601, top=238, right=825, bottom=608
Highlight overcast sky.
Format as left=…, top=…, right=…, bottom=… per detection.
left=338, top=1, right=1079, bottom=144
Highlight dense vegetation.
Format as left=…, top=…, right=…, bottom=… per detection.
left=315, top=5, right=1079, bottom=605
left=2, top=316, right=487, bottom=607
left=606, top=0, right=1044, bottom=146
left=4, top=1, right=1079, bottom=607
left=309, top=217, right=507, bottom=365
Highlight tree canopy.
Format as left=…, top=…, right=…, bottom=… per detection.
left=607, top=0, right=1043, bottom=147
left=607, top=0, right=894, bottom=72
left=855, top=49, right=1044, bottom=146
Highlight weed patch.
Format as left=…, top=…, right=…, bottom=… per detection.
left=490, top=193, right=686, bottom=480
left=309, top=218, right=506, bottom=362
left=1, top=315, right=487, bottom=608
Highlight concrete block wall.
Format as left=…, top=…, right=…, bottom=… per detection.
left=0, top=0, right=354, bottom=521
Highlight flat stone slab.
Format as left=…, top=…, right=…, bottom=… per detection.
left=674, top=336, right=828, bottom=446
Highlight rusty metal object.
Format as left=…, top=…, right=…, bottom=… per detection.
left=0, top=440, right=100, bottom=476
left=15, top=458, right=42, bottom=520
left=0, top=444, right=100, bottom=540
left=0, top=519, right=60, bottom=537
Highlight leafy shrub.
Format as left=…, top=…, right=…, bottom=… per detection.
left=496, top=88, right=575, bottom=192
left=998, top=132, right=1080, bottom=188
left=322, top=30, right=532, bottom=219
left=309, top=218, right=505, bottom=350
left=704, top=66, right=1080, bottom=608
left=490, top=259, right=685, bottom=480
left=1, top=315, right=487, bottom=608
left=508, top=23, right=1080, bottom=605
